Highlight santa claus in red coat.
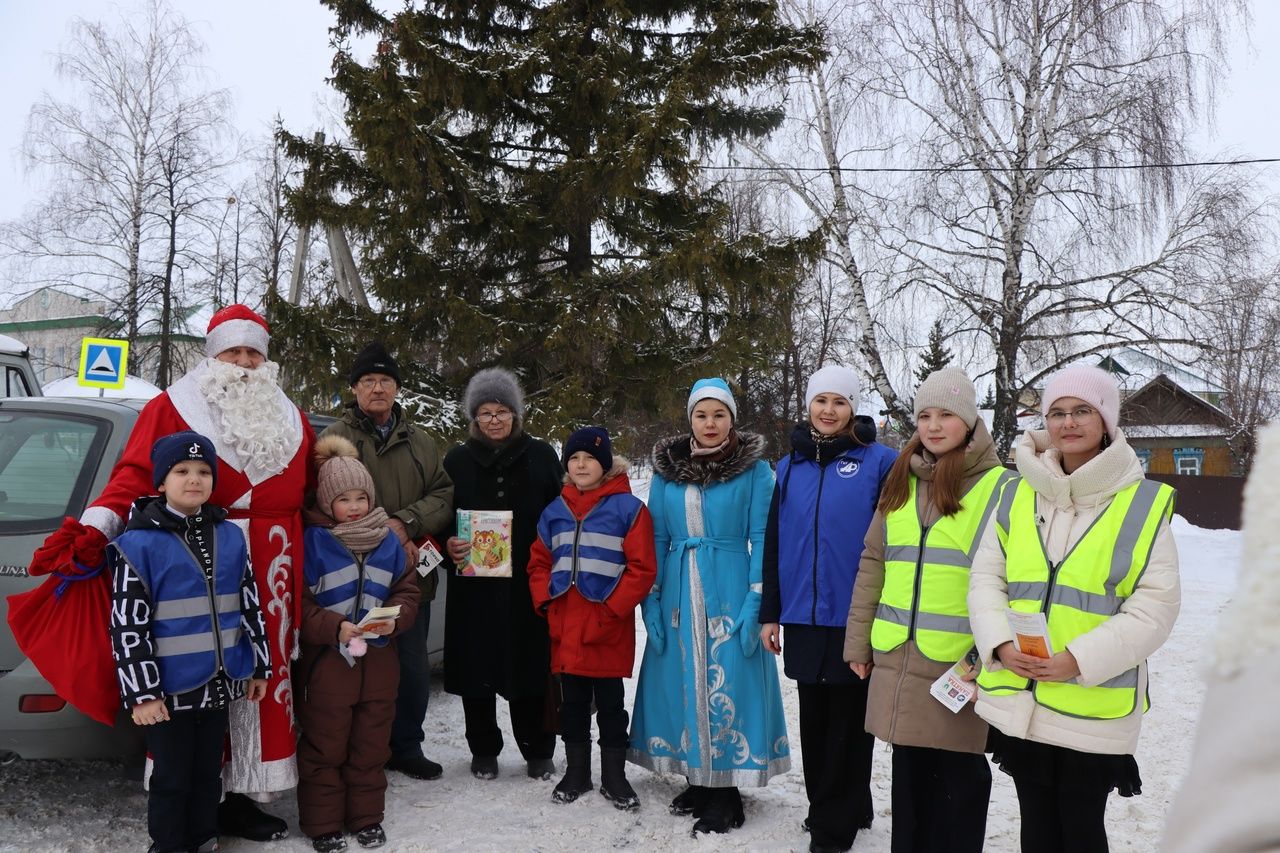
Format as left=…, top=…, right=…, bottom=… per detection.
left=17, top=305, right=314, bottom=840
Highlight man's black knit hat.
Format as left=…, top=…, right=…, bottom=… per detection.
left=349, top=342, right=401, bottom=387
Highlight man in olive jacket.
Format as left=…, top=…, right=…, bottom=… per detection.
left=320, top=342, right=453, bottom=781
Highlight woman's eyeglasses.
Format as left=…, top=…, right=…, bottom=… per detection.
left=1046, top=406, right=1099, bottom=425
left=476, top=410, right=513, bottom=423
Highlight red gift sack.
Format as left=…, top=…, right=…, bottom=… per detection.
left=6, top=555, right=118, bottom=727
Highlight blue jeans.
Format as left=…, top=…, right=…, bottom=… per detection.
left=389, top=601, right=431, bottom=758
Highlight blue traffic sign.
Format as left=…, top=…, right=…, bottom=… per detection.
left=78, top=337, right=130, bottom=389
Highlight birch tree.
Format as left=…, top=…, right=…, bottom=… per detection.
left=868, top=0, right=1248, bottom=451
left=0, top=0, right=227, bottom=379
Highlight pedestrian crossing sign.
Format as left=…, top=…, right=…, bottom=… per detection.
left=77, top=337, right=129, bottom=389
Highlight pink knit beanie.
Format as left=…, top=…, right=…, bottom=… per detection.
left=1041, top=364, right=1120, bottom=439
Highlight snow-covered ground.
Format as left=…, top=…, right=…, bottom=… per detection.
left=0, top=516, right=1238, bottom=852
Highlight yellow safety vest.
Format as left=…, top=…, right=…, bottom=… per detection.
left=976, top=477, right=1175, bottom=720
left=870, top=466, right=1018, bottom=662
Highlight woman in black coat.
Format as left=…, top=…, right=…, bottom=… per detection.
left=443, top=367, right=563, bottom=781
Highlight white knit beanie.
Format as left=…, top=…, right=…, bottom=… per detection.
left=913, top=367, right=978, bottom=429
left=805, top=364, right=860, bottom=410
left=1042, top=364, right=1121, bottom=439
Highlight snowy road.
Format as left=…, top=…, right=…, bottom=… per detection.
left=0, top=518, right=1237, bottom=852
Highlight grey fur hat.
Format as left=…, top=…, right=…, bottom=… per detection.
left=463, top=367, right=525, bottom=419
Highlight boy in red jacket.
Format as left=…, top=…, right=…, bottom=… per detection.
left=527, top=426, right=657, bottom=810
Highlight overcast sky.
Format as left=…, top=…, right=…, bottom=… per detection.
left=1, top=1, right=1278, bottom=225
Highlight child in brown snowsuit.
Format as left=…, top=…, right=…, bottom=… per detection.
left=296, top=436, right=420, bottom=852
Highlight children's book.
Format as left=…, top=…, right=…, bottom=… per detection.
left=1005, top=609, right=1054, bottom=659
left=456, top=510, right=514, bottom=577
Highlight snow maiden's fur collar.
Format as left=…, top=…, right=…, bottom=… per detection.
left=652, top=431, right=765, bottom=486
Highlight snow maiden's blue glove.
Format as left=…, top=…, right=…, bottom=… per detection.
left=642, top=593, right=665, bottom=655
left=732, top=589, right=762, bottom=657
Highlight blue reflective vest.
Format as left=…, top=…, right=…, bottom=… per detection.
left=540, top=492, right=644, bottom=603
left=111, top=522, right=255, bottom=695
left=303, top=528, right=408, bottom=649
left=775, top=442, right=895, bottom=626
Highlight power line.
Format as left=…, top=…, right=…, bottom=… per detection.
left=331, top=141, right=1280, bottom=174
left=699, top=157, right=1280, bottom=174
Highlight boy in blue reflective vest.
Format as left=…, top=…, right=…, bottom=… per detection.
left=109, top=431, right=271, bottom=853
left=296, top=435, right=419, bottom=853
left=526, top=426, right=657, bottom=810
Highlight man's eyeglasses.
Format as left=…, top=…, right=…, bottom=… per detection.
left=357, top=377, right=396, bottom=390
left=1046, top=406, right=1099, bottom=425
left=476, top=410, right=513, bottom=423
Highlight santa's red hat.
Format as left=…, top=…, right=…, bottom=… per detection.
left=205, top=304, right=270, bottom=358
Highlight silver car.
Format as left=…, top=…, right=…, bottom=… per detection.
left=0, top=395, right=445, bottom=762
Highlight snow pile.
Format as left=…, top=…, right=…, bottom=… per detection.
left=0, top=518, right=1240, bottom=852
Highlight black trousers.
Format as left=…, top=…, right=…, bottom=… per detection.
left=797, top=680, right=875, bottom=851
left=462, top=692, right=555, bottom=761
left=389, top=602, right=431, bottom=758
left=559, top=674, right=627, bottom=748
left=1011, top=765, right=1112, bottom=853
left=890, top=745, right=991, bottom=853
left=145, top=706, right=229, bottom=853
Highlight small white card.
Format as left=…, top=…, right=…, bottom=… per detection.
left=417, top=539, right=444, bottom=577
left=929, top=659, right=978, bottom=714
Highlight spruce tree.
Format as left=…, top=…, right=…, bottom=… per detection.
left=280, top=0, right=823, bottom=437
left=915, top=319, right=953, bottom=383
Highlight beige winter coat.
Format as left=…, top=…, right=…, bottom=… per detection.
left=968, top=428, right=1180, bottom=756
left=843, top=420, right=1001, bottom=753
left=1162, top=422, right=1280, bottom=852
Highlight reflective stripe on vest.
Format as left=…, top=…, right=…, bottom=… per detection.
left=977, top=478, right=1175, bottom=720
left=304, top=528, right=407, bottom=649
left=870, top=467, right=1017, bottom=662
left=110, top=521, right=255, bottom=694
left=543, top=492, right=644, bottom=603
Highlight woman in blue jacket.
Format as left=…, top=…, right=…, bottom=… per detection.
left=760, top=364, right=897, bottom=853
left=629, top=378, right=790, bottom=836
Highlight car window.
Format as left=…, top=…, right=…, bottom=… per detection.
left=0, top=411, right=109, bottom=534
left=4, top=366, right=32, bottom=397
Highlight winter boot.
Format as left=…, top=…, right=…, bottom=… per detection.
left=670, top=784, right=711, bottom=817
left=354, top=823, right=386, bottom=849
left=310, top=832, right=347, bottom=853
left=552, top=742, right=594, bottom=804
left=218, top=792, right=289, bottom=841
left=690, top=787, right=745, bottom=835
left=470, top=755, right=499, bottom=780
left=527, top=758, right=556, bottom=780
left=598, top=746, right=640, bottom=811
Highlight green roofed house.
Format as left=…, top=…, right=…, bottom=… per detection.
left=0, top=286, right=211, bottom=390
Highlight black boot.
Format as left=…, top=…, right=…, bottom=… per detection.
left=691, top=787, right=745, bottom=835
left=552, top=742, right=593, bottom=804
left=598, top=747, right=640, bottom=811
left=218, top=792, right=289, bottom=841
left=670, top=784, right=711, bottom=817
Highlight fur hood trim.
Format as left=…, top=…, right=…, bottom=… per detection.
left=563, top=456, right=630, bottom=485
left=652, top=431, right=766, bottom=486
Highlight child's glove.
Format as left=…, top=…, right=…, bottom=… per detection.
left=732, top=590, right=762, bottom=657
left=641, top=594, right=665, bottom=655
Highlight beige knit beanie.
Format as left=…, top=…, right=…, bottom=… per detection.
left=315, top=435, right=376, bottom=515
left=913, top=367, right=979, bottom=429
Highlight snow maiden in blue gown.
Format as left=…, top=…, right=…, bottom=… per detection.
left=628, top=378, right=790, bottom=835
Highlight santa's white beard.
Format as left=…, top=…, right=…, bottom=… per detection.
left=198, top=358, right=297, bottom=482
